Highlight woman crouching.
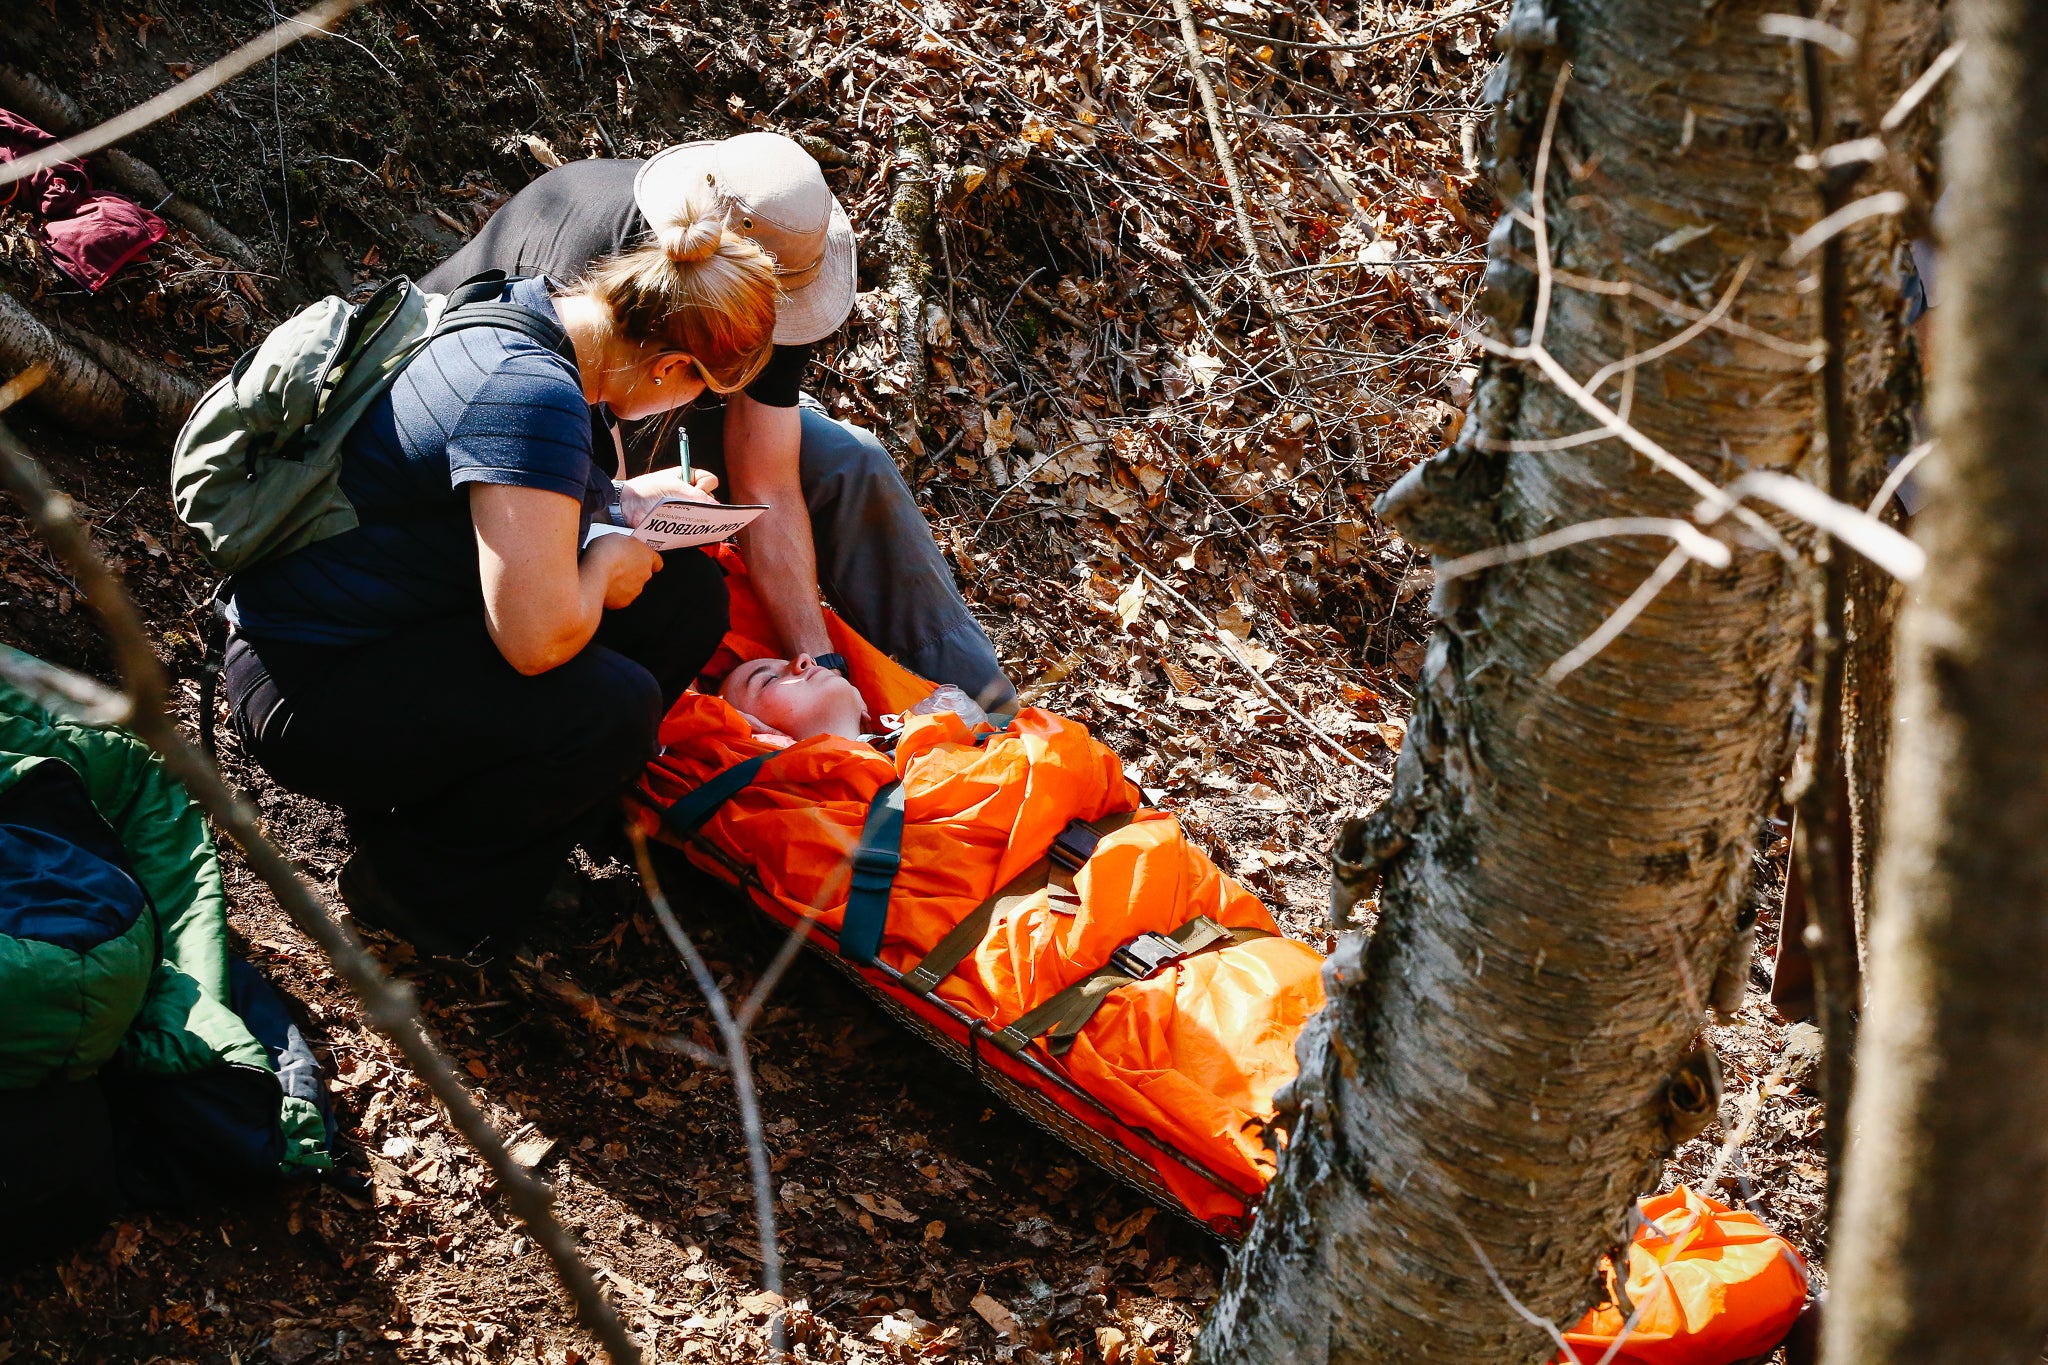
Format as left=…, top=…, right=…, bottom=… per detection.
left=223, top=214, right=779, bottom=953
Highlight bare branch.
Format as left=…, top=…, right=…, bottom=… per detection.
left=1527, top=64, right=1572, bottom=353
left=1701, top=470, right=1926, bottom=580
left=1880, top=41, right=1965, bottom=131
left=628, top=827, right=784, bottom=1309
left=1580, top=258, right=1754, bottom=396
left=0, top=647, right=129, bottom=724
left=0, top=415, right=644, bottom=1365
left=1168, top=0, right=1302, bottom=376
left=1759, top=13, right=1858, bottom=59
left=0, top=0, right=370, bottom=191
left=1782, top=192, right=1909, bottom=264
left=1867, top=439, right=1934, bottom=515
left=1436, top=518, right=1731, bottom=584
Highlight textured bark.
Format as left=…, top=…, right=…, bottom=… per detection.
left=1199, top=0, right=1883, bottom=1357
left=1824, top=0, right=2048, bottom=1358
left=876, top=122, right=934, bottom=448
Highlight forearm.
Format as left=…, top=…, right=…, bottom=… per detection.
left=736, top=511, right=835, bottom=657
left=726, top=397, right=834, bottom=657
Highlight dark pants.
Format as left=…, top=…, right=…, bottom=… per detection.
left=223, top=549, right=728, bottom=946
left=674, top=400, right=1019, bottom=715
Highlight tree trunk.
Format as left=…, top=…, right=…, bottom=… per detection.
left=1823, top=0, right=2048, bottom=1357
left=1199, top=0, right=1870, bottom=1356
left=0, top=289, right=194, bottom=440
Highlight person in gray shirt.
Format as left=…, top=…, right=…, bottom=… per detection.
left=424, top=134, right=1019, bottom=717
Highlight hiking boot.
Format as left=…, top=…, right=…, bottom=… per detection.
left=337, top=853, right=479, bottom=958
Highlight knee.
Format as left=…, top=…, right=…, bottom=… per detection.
left=560, top=651, right=665, bottom=782
left=800, top=409, right=900, bottom=497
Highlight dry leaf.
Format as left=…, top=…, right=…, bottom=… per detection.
left=1114, top=578, right=1147, bottom=628
left=971, top=1293, right=1023, bottom=1340
left=738, top=1290, right=787, bottom=1316
left=852, top=1191, right=920, bottom=1223
left=521, top=135, right=565, bottom=169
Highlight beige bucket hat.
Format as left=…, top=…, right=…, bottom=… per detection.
left=634, top=132, right=858, bottom=346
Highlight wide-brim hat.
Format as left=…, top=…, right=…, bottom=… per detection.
left=635, top=133, right=857, bottom=346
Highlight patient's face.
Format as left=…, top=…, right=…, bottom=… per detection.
left=720, top=654, right=864, bottom=739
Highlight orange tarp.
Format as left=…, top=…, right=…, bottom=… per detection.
left=1558, top=1185, right=1809, bottom=1365
left=632, top=552, right=1326, bottom=1228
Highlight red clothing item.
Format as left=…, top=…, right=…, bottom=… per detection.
left=0, top=108, right=165, bottom=292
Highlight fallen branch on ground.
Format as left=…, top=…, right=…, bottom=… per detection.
left=1168, top=0, right=1303, bottom=378
left=0, top=379, right=644, bottom=1365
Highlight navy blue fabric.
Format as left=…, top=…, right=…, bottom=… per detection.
left=227, top=277, right=608, bottom=645
left=0, top=760, right=148, bottom=952
left=662, top=752, right=772, bottom=838
left=106, top=959, right=335, bottom=1209
left=0, top=827, right=147, bottom=951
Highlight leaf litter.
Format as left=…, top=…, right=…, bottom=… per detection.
left=0, top=0, right=1827, bottom=1359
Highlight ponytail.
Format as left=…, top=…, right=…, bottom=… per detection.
left=577, top=203, right=779, bottom=393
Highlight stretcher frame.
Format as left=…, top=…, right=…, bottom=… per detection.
left=655, top=831, right=1264, bottom=1239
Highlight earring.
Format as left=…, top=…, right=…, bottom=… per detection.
left=652, top=376, right=662, bottom=385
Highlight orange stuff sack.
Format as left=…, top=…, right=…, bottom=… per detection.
left=1558, top=1185, right=1809, bottom=1365
left=631, top=553, right=1325, bottom=1233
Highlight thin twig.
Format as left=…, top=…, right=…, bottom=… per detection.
left=0, top=410, right=642, bottom=1365
left=1545, top=545, right=1692, bottom=683
left=1435, top=517, right=1730, bottom=584
left=1168, top=0, right=1301, bottom=376
left=0, top=0, right=369, bottom=191
left=523, top=962, right=728, bottom=1069
left=628, top=828, right=784, bottom=1311
left=1124, top=556, right=1372, bottom=771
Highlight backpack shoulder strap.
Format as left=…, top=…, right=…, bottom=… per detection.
left=430, top=273, right=577, bottom=370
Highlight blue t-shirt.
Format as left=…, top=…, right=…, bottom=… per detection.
left=228, top=278, right=609, bottom=645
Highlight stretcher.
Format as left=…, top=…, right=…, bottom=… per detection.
left=629, top=553, right=1325, bottom=1234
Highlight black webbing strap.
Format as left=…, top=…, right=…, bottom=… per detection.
left=900, top=811, right=1139, bottom=997
left=990, top=916, right=1277, bottom=1058
left=661, top=752, right=773, bottom=839
left=838, top=780, right=906, bottom=965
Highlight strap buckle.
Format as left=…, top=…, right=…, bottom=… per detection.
left=1109, top=932, right=1189, bottom=980
left=849, top=843, right=902, bottom=896
left=1048, top=820, right=1103, bottom=874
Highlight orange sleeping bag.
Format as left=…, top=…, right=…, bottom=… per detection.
left=629, top=553, right=1326, bottom=1232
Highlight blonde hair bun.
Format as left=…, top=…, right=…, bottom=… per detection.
left=657, top=215, right=726, bottom=264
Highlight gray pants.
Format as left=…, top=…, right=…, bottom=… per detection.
left=678, top=400, right=1017, bottom=714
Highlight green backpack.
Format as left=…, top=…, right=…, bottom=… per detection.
left=170, top=275, right=577, bottom=574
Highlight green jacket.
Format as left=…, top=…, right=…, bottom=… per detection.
left=0, top=648, right=327, bottom=1173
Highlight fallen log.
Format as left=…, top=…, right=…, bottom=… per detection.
left=0, top=289, right=197, bottom=440
left=0, top=65, right=267, bottom=274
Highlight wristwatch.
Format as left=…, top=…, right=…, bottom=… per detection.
left=815, top=651, right=852, bottom=680
left=607, top=480, right=628, bottom=527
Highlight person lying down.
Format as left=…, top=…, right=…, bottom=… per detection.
left=720, top=652, right=986, bottom=743
left=636, top=653, right=1327, bottom=1227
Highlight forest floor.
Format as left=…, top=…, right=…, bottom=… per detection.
left=1, top=0, right=1824, bottom=1361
